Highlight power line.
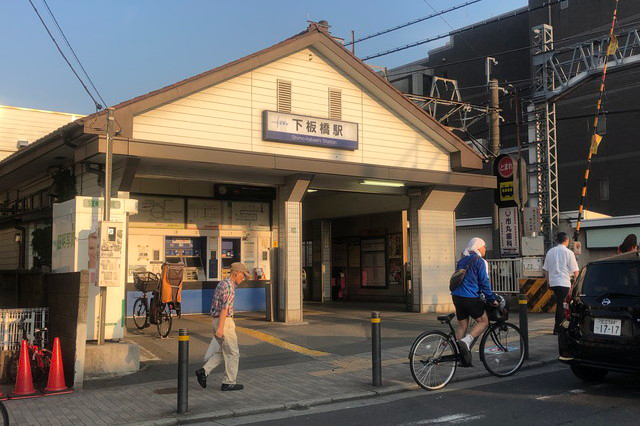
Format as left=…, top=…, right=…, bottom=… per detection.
left=347, top=0, right=483, bottom=47
left=383, top=17, right=640, bottom=81
left=362, top=0, right=564, bottom=61
left=40, top=0, right=107, bottom=110
left=27, top=0, right=104, bottom=111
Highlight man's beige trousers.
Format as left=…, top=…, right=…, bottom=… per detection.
left=203, top=317, right=239, bottom=384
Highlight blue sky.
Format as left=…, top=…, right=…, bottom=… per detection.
left=1, top=0, right=527, bottom=114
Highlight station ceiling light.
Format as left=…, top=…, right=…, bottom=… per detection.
left=360, top=180, right=405, bottom=188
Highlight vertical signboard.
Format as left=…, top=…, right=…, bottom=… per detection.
left=499, top=207, right=520, bottom=256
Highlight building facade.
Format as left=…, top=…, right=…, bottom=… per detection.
left=0, top=24, right=495, bottom=339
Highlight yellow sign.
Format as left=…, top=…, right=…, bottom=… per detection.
left=590, top=134, right=603, bottom=155
left=499, top=181, right=515, bottom=202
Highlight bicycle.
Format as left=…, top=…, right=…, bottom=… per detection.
left=7, top=320, right=52, bottom=389
left=0, top=400, right=8, bottom=426
left=132, top=271, right=172, bottom=338
left=409, top=309, right=526, bottom=391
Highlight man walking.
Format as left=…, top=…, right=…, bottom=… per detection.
left=543, top=232, right=580, bottom=334
left=196, top=262, right=250, bottom=391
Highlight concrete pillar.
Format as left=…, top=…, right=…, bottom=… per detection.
left=410, top=187, right=466, bottom=313
left=277, top=175, right=312, bottom=323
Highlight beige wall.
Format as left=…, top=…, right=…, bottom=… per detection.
left=0, top=105, right=81, bottom=160
left=133, top=48, right=450, bottom=172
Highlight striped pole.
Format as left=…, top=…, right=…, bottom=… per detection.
left=518, top=294, right=529, bottom=360
left=574, top=0, right=619, bottom=241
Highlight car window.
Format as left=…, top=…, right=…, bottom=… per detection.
left=582, top=262, right=640, bottom=296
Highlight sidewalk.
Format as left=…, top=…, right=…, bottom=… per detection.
left=3, top=313, right=559, bottom=425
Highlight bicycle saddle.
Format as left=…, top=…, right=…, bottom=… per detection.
left=437, top=313, right=455, bottom=323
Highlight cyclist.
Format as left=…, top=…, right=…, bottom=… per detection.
left=451, top=237, right=498, bottom=367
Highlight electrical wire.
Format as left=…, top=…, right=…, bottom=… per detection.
left=422, top=0, right=483, bottom=58
left=27, top=0, right=104, bottom=112
left=384, top=17, right=640, bottom=81
left=362, top=0, right=565, bottom=61
left=346, top=0, right=484, bottom=46
left=40, top=0, right=107, bottom=110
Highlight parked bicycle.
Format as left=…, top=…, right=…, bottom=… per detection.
left=409, top=303, right=526, bottom=390
left=7, top=320, right=51, bottom=388
left=0, top=400, right=8, bottom=426
left=132, top=271, right=172, bottom=338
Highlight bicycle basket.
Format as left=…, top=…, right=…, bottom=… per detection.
left=486, top=296, right=509, bottom=321
left=133, top=272, right=160, bottom=292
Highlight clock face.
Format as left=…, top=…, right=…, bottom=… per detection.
left=219, top=186, right=227, bottom=195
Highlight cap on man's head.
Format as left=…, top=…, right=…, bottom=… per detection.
left=230, top=262, right=251, bottom=278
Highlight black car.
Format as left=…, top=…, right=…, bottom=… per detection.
left=559, top=251, right=640, bottom=381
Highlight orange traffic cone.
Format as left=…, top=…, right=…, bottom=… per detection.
left=9, top=339, right=40, bottom=399
left=43, top=337, right=73, bottom=395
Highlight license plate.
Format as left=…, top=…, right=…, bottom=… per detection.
left=593, top=318, right=622, bottom=336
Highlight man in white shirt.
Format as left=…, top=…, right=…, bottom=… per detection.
left=543, top=232, right=580, bottom=334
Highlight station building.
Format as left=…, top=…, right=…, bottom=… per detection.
left=0, top=23, right=495, bottom=339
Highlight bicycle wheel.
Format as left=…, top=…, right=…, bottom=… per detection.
left=1, top=400, right=9, bottom=426
left=479, top=322, right=525, bottom=377
left=132, top=298, right=148, bottom=329
left=409, top=331, right=458, bottom=390
left=156, top=303, right=172, bottom=338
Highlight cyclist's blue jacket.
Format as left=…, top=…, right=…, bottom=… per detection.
left=451, top=254, right=496, bottom=301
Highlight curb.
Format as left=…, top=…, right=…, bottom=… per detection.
left=129, top=358, right=559, bottom=426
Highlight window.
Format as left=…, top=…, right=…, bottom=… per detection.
left=277, top=80, right=291, bottom=113
left=560, top=0, right=569, bottom=10
left=303, top=241, right=313, bottom=267
left=328, top=88, right=342, bottom=120
left=599, top=177, right=609, bottom=201
left=361, top=238, right=386, bottom=288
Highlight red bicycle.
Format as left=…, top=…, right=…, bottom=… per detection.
left=7, top=320, right=52, bottom=389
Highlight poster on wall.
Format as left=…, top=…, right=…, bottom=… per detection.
left=229, top=201, right=270, bottom=228
left=130, top=195, right=185, bottom=228
left=187, top=198, right=222, bottom=229
left=387, top=234, right=403, bottom=285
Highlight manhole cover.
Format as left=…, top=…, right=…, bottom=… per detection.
left=154, top=387, right=177, bottom=394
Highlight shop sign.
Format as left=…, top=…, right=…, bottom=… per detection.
left=263, top=110, right=358, bottom=150
left=499, top=207, right=520, bottom=256
left=523, top=207, right=541, bottom=236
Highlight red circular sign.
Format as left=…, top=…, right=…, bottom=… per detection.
left=498, top=156, right=514, bottom=179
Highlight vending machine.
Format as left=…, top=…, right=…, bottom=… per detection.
left=52, top=196, right=138, bottom=340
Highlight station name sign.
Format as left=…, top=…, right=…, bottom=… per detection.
left=263, top=110, right=358, bottom=150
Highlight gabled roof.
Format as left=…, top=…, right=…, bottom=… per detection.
left=1, top=23, right=484, bottom=175
left=81, top=23, right=484, bottom=171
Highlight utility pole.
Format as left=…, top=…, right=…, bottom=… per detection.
left=97, top=107, right=114, bottom=345
left=490, top=78, right=501, bottom=258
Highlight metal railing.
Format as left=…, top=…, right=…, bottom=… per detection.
left=0, top=308, right=48, bottom=351
left=488, top=258, right=522, bottom=294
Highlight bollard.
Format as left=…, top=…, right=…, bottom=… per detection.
left=371, top=312, right=381, bottom=387
left=518, top=294, right=529, bottom=360
left=177, top=329, right=189, bottom=414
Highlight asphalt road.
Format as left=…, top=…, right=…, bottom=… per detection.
left=209, top=365, right=640, bottom=426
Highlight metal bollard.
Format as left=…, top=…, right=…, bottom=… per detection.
left=518, top=294, right=529, bottom=360
left=371, top=312, right=381, bottom=387
left=177, top=329, right=189, bottom=414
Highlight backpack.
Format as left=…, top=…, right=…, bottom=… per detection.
left=449, top=255, right=480, bottom=292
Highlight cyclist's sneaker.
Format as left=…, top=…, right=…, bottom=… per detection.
left=458, top=340, right=473, bottom=367
left=195, top=368, right=207, bottom=388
